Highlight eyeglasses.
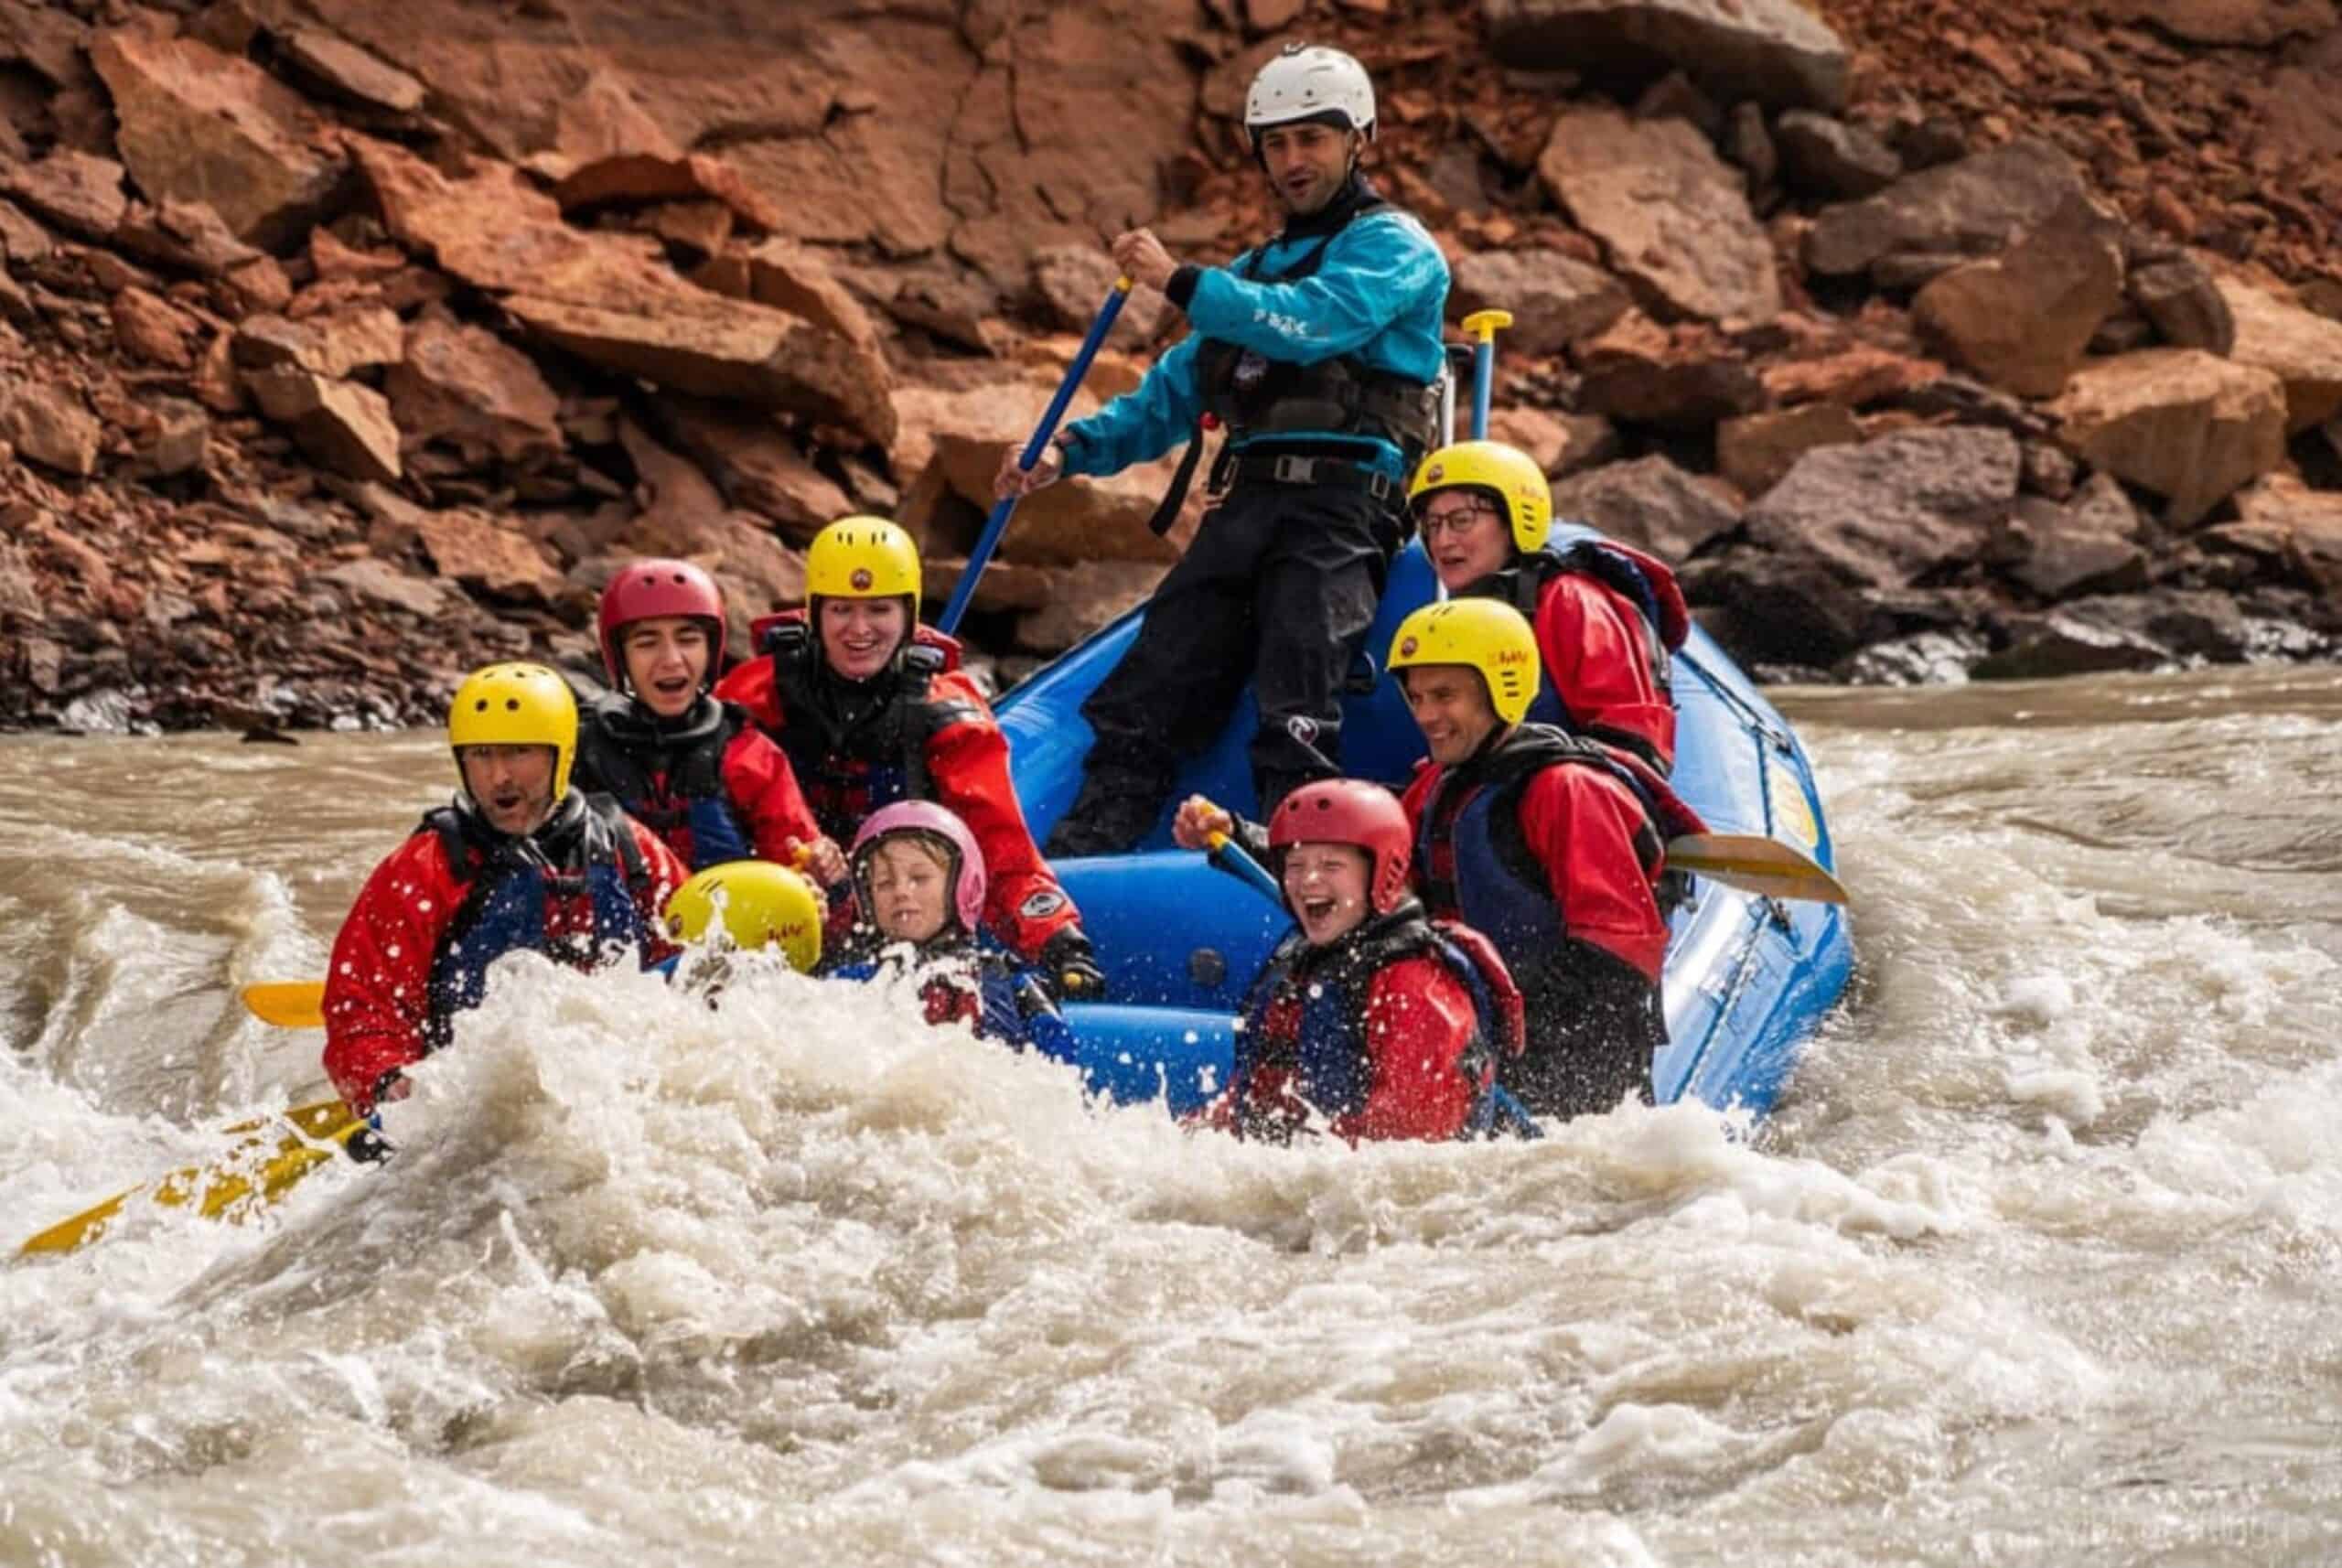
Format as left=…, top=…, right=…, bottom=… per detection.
left=1415, top=502, right=1499, bottom=538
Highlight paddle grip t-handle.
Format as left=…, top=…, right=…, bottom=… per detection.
left=936, top=277, right=1134, bottom=635
left=1461, top=308, right=1510, bottom=441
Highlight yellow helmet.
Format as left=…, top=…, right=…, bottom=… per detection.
left=664, top=859, right=824, bottom=974
left=447, top=661, right=578, bottom=798
left=1408, top=440, right=1552, bottom=556
left=1387, top=597, right=1542, bottom=726
left=806, top=516, right=921, bottom=603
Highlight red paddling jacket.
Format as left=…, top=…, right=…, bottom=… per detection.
left=1401, top=723, right=1704, bottom=1119
left=1463, top=539, right=1691, bottom=775
left=714, top=611, right=1079, bottom=962
left=323, top=792, right=686, bottom=1113
left=1209, top=905, right=1524, bottom=1145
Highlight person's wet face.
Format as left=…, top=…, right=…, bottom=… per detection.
left=1402, top=664, right=1503, bottom=767
left=620, top=616, right=712, bottom=719
left=821, top=597, right=910, bottom=682
left=1419, top=492, right=1513, bottom=593
left=1283, top=842, right=1373, bottom=947
left=1259, top=122, right=1357, bottom=216
left=861, top=836, right=951, bottom=945
left=460, top=744, right=559, bottom=835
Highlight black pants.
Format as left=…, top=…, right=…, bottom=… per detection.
left=1509, top=940, right=1662, bottom=1120
left=1064, top=478, right=1399, bottom=841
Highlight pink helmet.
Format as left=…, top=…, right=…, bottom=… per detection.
left=850, top=800, right=986, bottom=935
left=597, top=559, right=726, bottom=688
left=1268, top=779, right=1413, bottom=915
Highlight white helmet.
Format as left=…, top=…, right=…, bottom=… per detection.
left=1244, top=43, right=1376, bottom=147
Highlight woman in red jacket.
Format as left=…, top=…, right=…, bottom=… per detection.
left=572, top=557, right=845, bottom=885
left=323, top=662, right=687, bottom=1120
left=1409, top=440, right=1690, bottom=774
left=714, top=517, right=1102, bottom=999
left=1183, top=779, right=1522, bottom=1145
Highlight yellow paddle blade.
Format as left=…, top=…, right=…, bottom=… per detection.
left=18, top=1100, right=360, bottom=1257
left=242, top=981, right=326, bottom=1028
left=1666, top=833, right=1850, bottom=906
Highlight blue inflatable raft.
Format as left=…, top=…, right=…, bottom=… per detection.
left=998, top=526, right=1854, bottom=1122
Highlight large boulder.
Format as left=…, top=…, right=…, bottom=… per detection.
left=1773, top=111, right=1901, bottom=199
left=232, top=308, right=405, bottom=381
left=1805, top=139, right=2091, bottom=282
left=612, top=422, right=806, bottom=618
left=411, top=509, right=565, bottom=605
left=243, top=368, right=403, bottom=484
left=2230, top=474, right=2342, bottom=597
left=1574, top=312, right=1766, bottom=426
left=2002, top=473, right=2152, bottom=600
left=656, top=393, right=851, bottom=543
left=89, top=28, right=342, bottom=249
left=1487, top=406, right=1619, bottom=479
left=1, top=379, right=103, bottom=476
left=889, top=378, right=1187, bottom=568
left=1716, top=403, right=1862, bottom=497
left=1030, top=243, right=1169, bottom=342
left=1482, top=0, right=1850, bottom=112
left=1912, top=200, right=2126, bottom=398
left=2128, top=256, right=2234, bottom=354
left=553, top=151, right=784, bottom=232
left=1746, top=426, right=2022, bottom=588
left=1551, top=455, right=1741, bottom=560
left=0, top=148, right=127, bottom=238
left=385, top=312, right=564, bottom=467
left=1447, top=249, right=1631, bottom=356
left=298, top=0, right=1195, bottom=277
left=2216, top=277, right=2342, bottom=433
left=2049, top=350, right=2287, bottom=526
left=1012, top=561, right=1167, bottom=654
left=280, top=26, right=429, bottom=114
left=353, top=140, right=895, bottom=444
left=510, top=295, right=894, bottom=444
left=698, top=237, right=886, bottom=354
left=1539, top=104, right=1781, bottom=324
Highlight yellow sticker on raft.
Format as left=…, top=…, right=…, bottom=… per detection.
left=1767, top=757, right=1821, bottom=850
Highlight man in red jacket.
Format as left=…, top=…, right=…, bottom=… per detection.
left=572, top=557, right=846, bottom=884
left=1196, top=779, right=1521, bottom=1144
left=324, top=662, right=687, bottom=1120
left=1386, top=597, right=1703, bottom=1116
left=714, top=517, right=1103, bottom=998
left=1409, top=440, right=1689, bottom=775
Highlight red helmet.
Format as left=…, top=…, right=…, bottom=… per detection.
left=597, top=559, right=726, bottom=688
left=1267, top=779, right=1413, bottom=915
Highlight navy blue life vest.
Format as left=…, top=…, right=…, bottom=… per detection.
left=760, top=623, right=974, bottom=847
left=572, top=694, right=755, bottom=871
left=827, top=940, right=1073, bottom=1061
left=1414, top=725, right=1674, bottom=955
left=1230, top=904, right=1516, bottom=1138
left=420, top=792, right=655, bottom=1051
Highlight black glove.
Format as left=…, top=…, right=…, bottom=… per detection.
left=1038, top=927, right=1107, bottom=1003
left=344, top=1120, right=394, bottom=1165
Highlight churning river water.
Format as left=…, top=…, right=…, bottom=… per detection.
left=3, top=663, right=2338, bottom=1567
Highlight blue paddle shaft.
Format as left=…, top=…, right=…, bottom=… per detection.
left=937, top=280, right=1134, bottom=635
left=1470, top=338, right=1496, bottom=440
left=1208, top=836, right=1285, bottom=908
